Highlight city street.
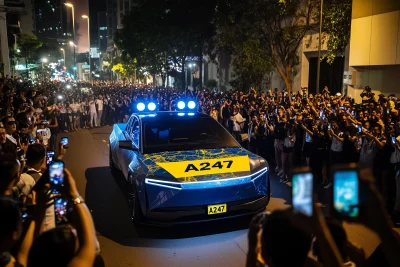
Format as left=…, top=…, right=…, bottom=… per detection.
left=63, top=127, right=384, bottom=267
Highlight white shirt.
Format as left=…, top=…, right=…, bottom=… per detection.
left=17, top=173, right=36, bottom=196
left=233, top=113, right=246, bottom=132
left=96, top=99, right=104, bottom=111
left=331, top=132, right=343, bottom=152
left=89, top=101, right=96, bottom=113
left=69, top=103, right=80, bottom=113
left=6, top=134, right=17, bottom=145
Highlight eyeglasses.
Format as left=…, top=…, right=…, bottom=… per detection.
left=7, top=121, right=16, bottom=125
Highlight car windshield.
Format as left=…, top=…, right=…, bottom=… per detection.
left=143, top=117, right=239, bottom=153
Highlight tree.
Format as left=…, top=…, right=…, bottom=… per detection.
left=214, top=0, right=352, bottom=92
left=215, top=0, right=319, bottom=93
left=322, top=0, right=352, bottom=64
left=17, top=34, right=42, bottom=74
left=115, top=0, right=217, bottom=89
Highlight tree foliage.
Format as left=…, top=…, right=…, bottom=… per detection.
left=215, top=0, right=319, bottom=92
left=115, top=0, right=217, bottom=88
left=322, top=0, right=352, bottom=64
left=112, top=62, right=135, bottom=81
left=17, top=33, right=43, bottom=72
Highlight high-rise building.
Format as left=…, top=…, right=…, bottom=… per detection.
left=98, top=12, right=107, bottom=52
left=106, top=0, right=117, bottom=49
left=88, top=0, right=106, bottom=49
left=34, top=0, right=71, bottom=47
left=116, top=0, right=138, bottom=28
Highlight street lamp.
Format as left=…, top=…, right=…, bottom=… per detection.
left=82, top=15, right=91, bottom=82
left=64, top=3, right=76, bottom=79
left=69, top=41, right=77, bottom=47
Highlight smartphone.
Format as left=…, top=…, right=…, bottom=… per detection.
left=358, top=126, right=363, bottom=133
left=292, top=168, right=313, bottom=217
left=332, top=165, right=360, bottom=219
left=49, top=161, right=64, bottom=189
left=29, top=138, right=36, bottom=145
left=46, top=150, right=55, bottom=165
left=54, top=197, right=68, bottom=225
left=61, top=137, right=69, bottom=148
left=392, top=137, right=396, bottom=144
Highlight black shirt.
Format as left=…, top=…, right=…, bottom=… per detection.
left=274, top=122, right=286, bottom=140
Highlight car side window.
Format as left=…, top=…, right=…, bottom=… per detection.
left=126, top=116, right=134, bottom=134
left=132, top=118, right=140, bottom=148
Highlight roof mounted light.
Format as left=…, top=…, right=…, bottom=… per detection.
left=137, top=102, right=145, bottom=112
left=177, top=101, right=185, bottom=110
left=148, top=102, right=156, bottom=111
left=188, top=101, right=196, bottom=109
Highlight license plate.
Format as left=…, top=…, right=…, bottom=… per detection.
left=207, top=204, right=227, bottom=215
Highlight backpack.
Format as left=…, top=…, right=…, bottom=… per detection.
left=25, top=169, right=42, bottom=183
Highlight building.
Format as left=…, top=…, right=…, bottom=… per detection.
left=116, top=0, right=138, bottom=28
left=347, top=0, right=400, bottom=102
left=0, top=0, right=37, bottom=76
left=34, top=0, right=71, bottom=47
left=106, top=0, right=117, bottom=49
left=88, top=0, right=106, bottom=49
left=98, top=11, right=107, bottom=52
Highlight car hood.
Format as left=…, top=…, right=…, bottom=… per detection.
left=141, top=147, right=266, bottom=183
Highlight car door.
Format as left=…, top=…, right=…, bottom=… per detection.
left=119, top=117, right=140, bottom=179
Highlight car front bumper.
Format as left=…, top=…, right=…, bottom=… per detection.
left=137, top=168, right=270, bottom=225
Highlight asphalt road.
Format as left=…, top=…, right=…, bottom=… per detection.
left=62, top=126, right=383, bottom=267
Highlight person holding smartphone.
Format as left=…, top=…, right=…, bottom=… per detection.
left=326, top=122, right=344, bottom=189
left=28, top=169, right=98, bottom=267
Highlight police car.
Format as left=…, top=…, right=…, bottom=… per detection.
left=109, top=100, right=270, bottom=225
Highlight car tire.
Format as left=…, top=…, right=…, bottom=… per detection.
left=128, top=173, right=144, bottom=225
left=109, top=147, right=117, bottom=172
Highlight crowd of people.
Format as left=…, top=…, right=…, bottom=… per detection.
left=1, top=76, right=400, bottom=267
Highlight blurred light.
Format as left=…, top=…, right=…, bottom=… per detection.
left=17, top=49, right=20, bottom=53
left=188, top=113, right=195, bottom=116
left=178, top=113, right=185, bottom=116
left=177, top=101, right=185, bottom=110
left=82, top=15, right=89, bottom=19
left=73, top=67, right=77, bottom=70
left=57, top=95, right=63, bottom=100
left=64, top=3, right=73, bottom=7
left=189, top=64, right=193, bottom=68
left=66, top=84, right=71, bottom=89
left=137, top=103, right=145, bottom=111
left=41, top=58, right=48, bottom=63
left=148, top=102, right=156, bottom=111
left=188, top=101, right=196, bottom=109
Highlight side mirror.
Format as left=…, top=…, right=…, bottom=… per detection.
left=118, top=140, right=138, bottom=151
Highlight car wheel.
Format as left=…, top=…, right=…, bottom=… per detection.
left=109, top=147, right=117, bottom=172
left=128, top=173, right=144, bottom=225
